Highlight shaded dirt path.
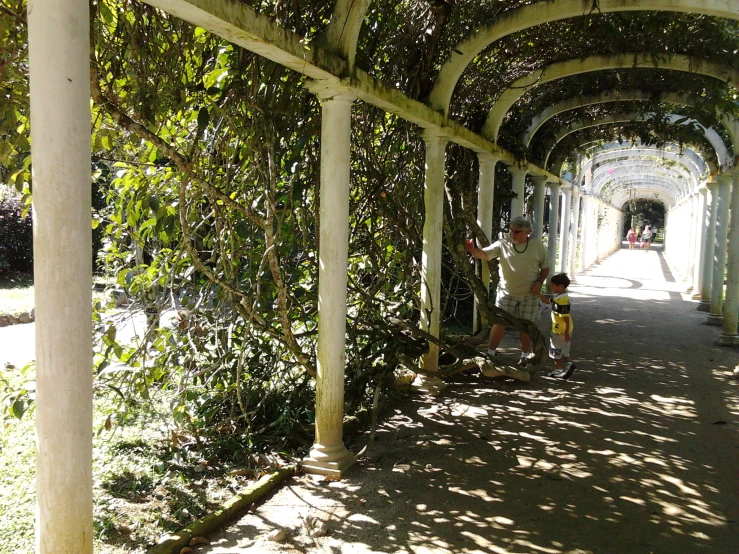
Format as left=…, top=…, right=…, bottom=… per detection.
left=179, top=247, right=739, bottom=553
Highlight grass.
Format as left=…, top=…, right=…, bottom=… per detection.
left=0, top=388, right=36, bottom=553
left=0, top=274, right=34, bottom=316
left=0, top=274, right=119, bottom=318
left=0, top=362, right=270, bottom=553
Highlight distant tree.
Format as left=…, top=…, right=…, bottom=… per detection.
left=623, top=199, right=665, bottom=236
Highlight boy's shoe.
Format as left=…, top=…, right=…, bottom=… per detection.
left=560, top=362, right=577, bottom=380
left=547, top=368, right=565, bottom=378
left=517, top=353, right=533, bottom=367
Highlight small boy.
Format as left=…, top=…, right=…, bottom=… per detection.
left=535, top=273, right=577, bottom=380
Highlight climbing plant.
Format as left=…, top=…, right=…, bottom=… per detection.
left=0, top=0, right=736, bottom=507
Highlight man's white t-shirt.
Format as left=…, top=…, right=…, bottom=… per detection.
left=482, top=237, right=550, bottom=296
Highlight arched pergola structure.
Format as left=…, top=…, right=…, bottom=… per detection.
left=522, top=90, right=739, bottom=149
left=480, top=54, right=739, bottom=141
left=26, top=1, right=739, bottom=552
left=540, top=113, right=733, bottom=170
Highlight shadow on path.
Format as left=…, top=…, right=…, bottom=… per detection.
left=200, top=248, right=739, bottom=554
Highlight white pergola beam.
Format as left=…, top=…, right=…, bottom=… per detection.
left=140, top=0, right=562, bottom=184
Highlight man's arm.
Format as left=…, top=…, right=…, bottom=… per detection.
left=465, top=239, right=493, bottom=260
left=530, top=267, right=550, bottom=293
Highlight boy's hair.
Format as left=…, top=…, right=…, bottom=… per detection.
left=550, top=273, right=570, bottom=288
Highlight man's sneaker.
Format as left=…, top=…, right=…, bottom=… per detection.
left=547, top=368, right=565, bottom=378
left=486, top=349, right=497, bottom=357
left=561, top=362, right=577, bottom=380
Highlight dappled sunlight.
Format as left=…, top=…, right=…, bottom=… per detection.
left=197, top=250, right=737, bottom=554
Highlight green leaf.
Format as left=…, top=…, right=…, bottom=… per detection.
left=197, top=107, right=210, bottom=133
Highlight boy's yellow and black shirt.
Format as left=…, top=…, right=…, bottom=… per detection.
left=550, top=293, right=573, bottom=335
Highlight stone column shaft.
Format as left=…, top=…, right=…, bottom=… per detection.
left=29, top=1, right=93, bottom=552
left=580, top=195, right=595, bottom=270
left=708, top=177, right=731, bottom=325
left=509, top=167, right=527, bottom=219
left=698, top=182, right=718, bottom=310
left=719, top=171, right=739, bottom=344
left=474, top=154, right=498, bottom=331
left=417, top=131, right=448, bottom=395
left=531, top=176, right=548, bottom=239
left=559, top=187, right=572, bottom=274
left=568, top=190, right=581, bottom=278
left=547, top=184, right=561, bottom=273
left=303, top=85, right=356, bottom=476
left=692, top=190, right=706, bottom=296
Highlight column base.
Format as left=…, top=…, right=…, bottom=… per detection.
left=411, top=374, right=447, bottom=396
left=705, top=313, right=723, bottom=326
left=302, top=443, right=356, bottom=477
left=691, top=292, right=703, bottom=301
left=697, top=301, right=711, bottom=312
left=717, top=333, right=739, bottom=347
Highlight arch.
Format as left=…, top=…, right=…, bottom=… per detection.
left=589, top=159, right=699, bottom=196
left=563, top=141, right=712, bottom=182
left=427, top=0, right=739, bottom=113
left=541, top=112, right=731, bottom=170
left=592, top=167, right=692, bottom=203
left=611, top=188, right=675, bottom=209
left=480, top=54, right=739, bottom=140
left=320, top=0, right=372, bottom=69
left=590, top=162, right=696, bottom=198
left=604, top=178, right=679, bottom=207
left=522, top=90, right=739, bottom=152
left=579, top=147, right=706, bottom=186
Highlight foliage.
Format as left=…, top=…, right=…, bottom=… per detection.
left=0, top=186, right=32, bottom=273
left=0, top=375, right=35, bottom=554
left=0, top=364, right=272, bottom=553
left=85, top=0, right=445, bottom=469
left=623, top=199, right=666, bottom=232
left=1, top=1, right=737, bottom=549
left=0, top=0, right=29, bottom=183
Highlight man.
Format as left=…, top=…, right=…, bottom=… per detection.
left=465, top=216, right=550, bottom=365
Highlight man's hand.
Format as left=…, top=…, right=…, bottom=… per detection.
left=465, top=239, right=475, bottom=253
left=530, top=280, right=543, bottom=294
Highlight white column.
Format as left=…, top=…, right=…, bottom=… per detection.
left=547, top=183, right=561, bottom=273
left=719, top=170, right=739, bottom=345
left=698, top=181, right=718, bottom=311
left=558, top=186, right=572, bottom=274
left=580, top=195, right=595, bottom=270
left=29, top=1, right=92, bottom=552
left=707, top=175, right=731, bottom=325
left=416, top=130, right=448, bottom=395
left=474, top=153, right=498, bottom=331
left=568, top=188, right=581, bottom=279
left=531, top=175, right=548, bottom=239
left=691, top=188, right=706, bottom=298
left=509, top=167, right=528, bottom=218
left=302, top=84, right=356, bottom=476
left=592, top=201, right=602, bottom=263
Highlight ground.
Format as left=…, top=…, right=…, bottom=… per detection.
left=192, top=245, right=739, bottom=554
left=1, top=246, right=737, bottom=554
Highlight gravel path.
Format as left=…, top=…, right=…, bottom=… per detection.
left=193, top=245, right=739, bottom=554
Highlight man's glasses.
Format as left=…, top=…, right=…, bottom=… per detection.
left=509, top=229, right=525, bottom=234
